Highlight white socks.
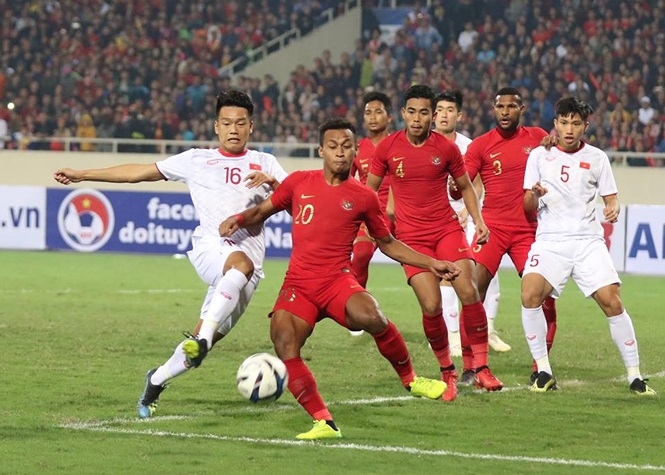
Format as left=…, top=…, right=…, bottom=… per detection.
left=151, top=341, right=189, bottom=386
left=608, top=310, right=642, bottom=382
left=198, top=268, right=249, bottom=349
left=441, top=285, right=460, bottom=332
left=484, top=274, right=500, bottom=321
left=521, top=305, right=551, bottom=374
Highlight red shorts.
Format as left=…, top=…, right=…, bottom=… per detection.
left=472, top=225, right=535, bottom=276
left=402, top=227, right=473, bottom=281
left=271, top=271, right=365, bottom=328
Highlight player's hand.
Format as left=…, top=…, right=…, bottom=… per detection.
left=448, top=175, right=458, bottom=192
left=603, top=204, right=620, bottom=223
left=430, top=259, right=461, bottom=281
left=540, top=135, right=559, bottom=150
left=531, top=182, right=548, bottom=198
left=219, top=216, right=240, bottom=237
left=474, top=221, right=490, bottom=245
left=54, top=168, right=82, bottom=185
left=245, top=171, right=277, bottom=189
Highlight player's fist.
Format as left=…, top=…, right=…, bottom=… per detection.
left=540, top=134, right=559, bottom=150
left=431, top=259, right=461, bottom=281
left=531, top=181, right=548, bottom=198
left=474, top=221, right=490, bottom=245
left=54, top=168, right=83, bottom=185
left=245, top=171, right=278, bottom=190
left=219, top=215, right=241, bottom=237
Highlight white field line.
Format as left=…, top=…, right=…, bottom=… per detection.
left=58, top=424, right=665, bottom=472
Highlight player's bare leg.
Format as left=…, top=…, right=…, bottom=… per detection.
left=271, top=310, right=342, bottom=439
left=450, top=259, right=503, bottom=392
left=346, top=292, right=446, bottom=400
left=410, top=272, right=459, bottom=401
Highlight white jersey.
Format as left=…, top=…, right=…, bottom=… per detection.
left=449, top=132, right=473, bottom=213
left=156, top=147, right=288, bottom=274
left=523, top=142, right=617, bottom=241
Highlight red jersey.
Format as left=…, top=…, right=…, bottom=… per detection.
left=270, top=170, right=390, bottom=280
left=370, top=130, right=466, bottom=243
left=465, top=126, right=547, bottom=230
left=352, top=137, right=390, bottom=211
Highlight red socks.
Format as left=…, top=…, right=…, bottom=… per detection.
left=423, top=312, right=453, bottom=368
left=462, top=301, right=489, bottom=368
left=542, top=296, right=558, bottom=353
left=283, top=357, right=331, bottom=421
left=372, top=321, right=416, bottom=386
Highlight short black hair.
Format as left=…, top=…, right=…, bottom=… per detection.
left=435, top=90, right=463, bottom=111
left=318, top=117, right=357, bottom=146
left=363, top=91, right=392, bottom=115
left=215, top=89, right=254, bottom=117
left=555, top=97, right=594, bottom=121
left=404, top=84, right=436, bottom=110
left=495, top=86, right=523, bottom=105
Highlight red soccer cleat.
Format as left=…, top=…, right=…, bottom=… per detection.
left=441, top=369, right=458, bottom=402
left=474, top=366, right=503, bottom=392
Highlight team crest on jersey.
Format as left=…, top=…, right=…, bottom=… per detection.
left=340, top=198, right=355, bottom=211
left=431, top=156, right=442, bottom=165
left=523, top=146, right=533, bottom=154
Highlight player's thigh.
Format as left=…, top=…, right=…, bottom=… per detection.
left=507, top=229, right=537, bottom=276
left=188, top=235, right=244, bottom=286
left=472, top=226, right=510, bottom=277
left=322, top=274, right=368, bottom=328
left=523, top=241, right=574, bottom=299
left=271, top=283, right=320, bottom=329
left=572, top=239, right=621, bottom=298
left=345, top=291, right=386, bottom=332
left=409, top=271, right=443, bottom=315
left=270, top=308, right=313, bottom=358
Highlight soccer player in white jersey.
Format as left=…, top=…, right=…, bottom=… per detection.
left=521, top=97, right=655, bottom=395
left=54, top=90, right=290, bottom=416
left=434, top=91, right=509, bottom=382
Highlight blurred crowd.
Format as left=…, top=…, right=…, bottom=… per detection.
left=1, top=0, right=664, bottom=164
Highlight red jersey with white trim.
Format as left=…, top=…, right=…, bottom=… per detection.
left=465, top=126, right=547, bottom=230
left=352, top=137, right=390, bottom=211
left=370, top=130, right=466, bottom=242
left=270, top=170, right=390, bottom=280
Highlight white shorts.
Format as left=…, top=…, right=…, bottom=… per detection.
left=187, top=235, right=261, bottom=334
left=523, top=238, right=620, bottom=298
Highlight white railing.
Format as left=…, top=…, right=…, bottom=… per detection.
left=218, top=0, right=360, bottom=78
left=1, top=136, right=664, bottom=165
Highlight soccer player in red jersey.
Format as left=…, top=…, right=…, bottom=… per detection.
left=349, top=91, right=393, bottom=290
left=463, top=87, right=559, bottom=382
left=367, top=84, right=504, bottom=401
left=220, top=117, right=461, bottom=440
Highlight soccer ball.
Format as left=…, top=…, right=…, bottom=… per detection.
left=236, top=353, right=288, bottom=403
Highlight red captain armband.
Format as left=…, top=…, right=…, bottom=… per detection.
left=234, top=213, right=245, bottom=225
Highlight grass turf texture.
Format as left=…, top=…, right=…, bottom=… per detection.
left=1, top=250, right=663, bottom=474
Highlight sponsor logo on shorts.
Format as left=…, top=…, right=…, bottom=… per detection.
left=300, top=194, right=315, bottom=199
left=489, top=152, right=501, bottom=159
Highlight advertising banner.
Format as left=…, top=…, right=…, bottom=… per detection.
left=0, top=185, right=46, bottom=250
left=625, top=205, right=665, bottom=275
left=45, top=188, right=292, bottom=257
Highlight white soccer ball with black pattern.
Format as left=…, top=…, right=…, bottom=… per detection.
left=236, top=353, right=288, bottom=403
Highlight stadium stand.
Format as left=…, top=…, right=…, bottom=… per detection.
left=1, top=0, right=663, bottom=164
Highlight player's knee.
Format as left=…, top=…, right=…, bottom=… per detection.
left=359, top=311, right=388, bottom=334
left=225, top=251, right=254, bottom=278
left=521, top=289, right=543, bottom=308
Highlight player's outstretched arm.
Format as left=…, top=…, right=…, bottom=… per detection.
left=523, top=182, right=548, bottom=213
left=219, top=198, right=279, bottom=237
left=602, top=193, right=620, bottom=223
left=54, top=164, right=163, bottom=185
left=375, top=234, right=461, bottom=280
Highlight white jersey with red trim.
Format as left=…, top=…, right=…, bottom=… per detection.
left=524, top=142, right=617, bottom=241
left=156, top=148, right=288, bottom=272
